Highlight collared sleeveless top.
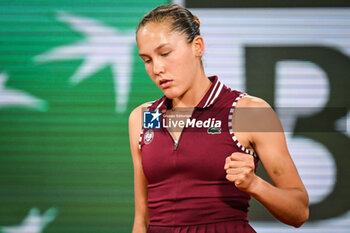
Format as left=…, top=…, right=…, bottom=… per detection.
left=139, top=76, right=259, bottom=227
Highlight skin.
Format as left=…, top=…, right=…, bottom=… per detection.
left=129, top=20, right=309, bottom=233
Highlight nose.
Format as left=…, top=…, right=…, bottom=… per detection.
left=152, top=58, right=165, bottom=75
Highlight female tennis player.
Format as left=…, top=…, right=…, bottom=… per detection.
left=129, top=4, right=309, bottom=233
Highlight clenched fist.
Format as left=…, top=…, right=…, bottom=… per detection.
left=224, top=152, right=257, bottom=192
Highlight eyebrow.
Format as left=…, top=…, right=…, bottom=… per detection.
left=139, top=43, right=170, bottom=57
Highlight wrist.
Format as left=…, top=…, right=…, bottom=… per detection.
left=247, top=175, right=263, bottom=195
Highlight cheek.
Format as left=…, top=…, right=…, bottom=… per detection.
left=171, top=53, right=197, bottom=81
left=145, top=64, right=157, bottom=83
left=145, top=64, right=153, bottom=76
left=179, top=46, right=196, bottom=66
left=169, top=51, right=194, bottom=73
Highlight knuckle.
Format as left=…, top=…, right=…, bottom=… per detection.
left=246, top=168, right=252, bottom=175
left=225, top=162, right=230, bottom=168
left=240, top=174, right=246, bottom=180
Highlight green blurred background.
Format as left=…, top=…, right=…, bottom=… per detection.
left=0, top=1, right=349, bottom=232
left=0, top=1, right=165, bottom=232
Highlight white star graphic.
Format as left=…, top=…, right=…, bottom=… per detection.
left=0, top=207, right=58, bottom=233
left=34, top=11, right=135, bottom=113
left=150, top=110, right=161, bottom=122
left=0, top=72, right=48, bottom=111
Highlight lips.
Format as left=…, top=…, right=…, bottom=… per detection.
left=159, top=79, right=173, bottom=89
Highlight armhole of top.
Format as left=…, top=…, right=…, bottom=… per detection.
left=138, top=101, right=156, bottom=150
left=228, top=93, right=258, bottom=159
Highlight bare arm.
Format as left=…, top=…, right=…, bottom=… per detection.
left=225, top=96, right=309, bottom=227
left=129, top=103, right=150, bottom=233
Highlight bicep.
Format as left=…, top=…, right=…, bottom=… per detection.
left=129, top=105, right=149, bottom=224
left=253, top=131, right=303, bottom=189
left=131, top=148, right=149, bottom=223
left=242, top=98, right=305, bottom=190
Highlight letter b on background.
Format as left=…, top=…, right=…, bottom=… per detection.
left=246, top=46, right=350, bottom=221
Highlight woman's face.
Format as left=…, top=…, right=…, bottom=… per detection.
left=136, top=21, right=201, bottom=99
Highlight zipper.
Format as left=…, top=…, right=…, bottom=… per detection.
left=170, top=114, right=190, bottom=150
left=174, top=140, right=178, bottom=150
left=165, top=119, right=186, bottom=151
left=165, top=108, right=195, bottom=151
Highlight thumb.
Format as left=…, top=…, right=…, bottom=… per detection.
left=224, top=155, right=232, bottom=170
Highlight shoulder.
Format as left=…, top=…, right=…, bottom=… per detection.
left=128, top=102, right=153, bottom=148
left=129, top=101, right=154, bottom=132
left=129, top=102, right=153, bottom=122
left=233, top=94, right=281, bottom=133
left=236, top=94, right=272, bottom=109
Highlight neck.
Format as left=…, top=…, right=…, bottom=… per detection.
left=172, top=69, right=211, bottom=108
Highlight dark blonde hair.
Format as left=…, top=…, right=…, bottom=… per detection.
left=136, top=4, right=201, bottom=43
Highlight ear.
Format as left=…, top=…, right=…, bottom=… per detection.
left=192, top=35, right=205, bottom=57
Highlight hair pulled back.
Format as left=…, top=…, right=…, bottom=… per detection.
left=136, top=4, right=200, bottom=43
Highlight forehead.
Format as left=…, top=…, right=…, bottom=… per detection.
left=136, top=22, right=185, bottom=52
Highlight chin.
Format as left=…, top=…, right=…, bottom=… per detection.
left=162, top=89, right=180, bottom=100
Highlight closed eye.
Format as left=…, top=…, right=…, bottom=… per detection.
left=161, top=52, right=170, bottom=57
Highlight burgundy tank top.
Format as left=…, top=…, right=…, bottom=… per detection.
left=139, top=76, right=259, bottom=226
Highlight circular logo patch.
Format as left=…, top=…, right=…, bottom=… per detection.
left=144, top=130, right=154, bottom=144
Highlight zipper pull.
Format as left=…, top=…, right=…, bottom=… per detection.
left=174, top=140, right=178, bottom=149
